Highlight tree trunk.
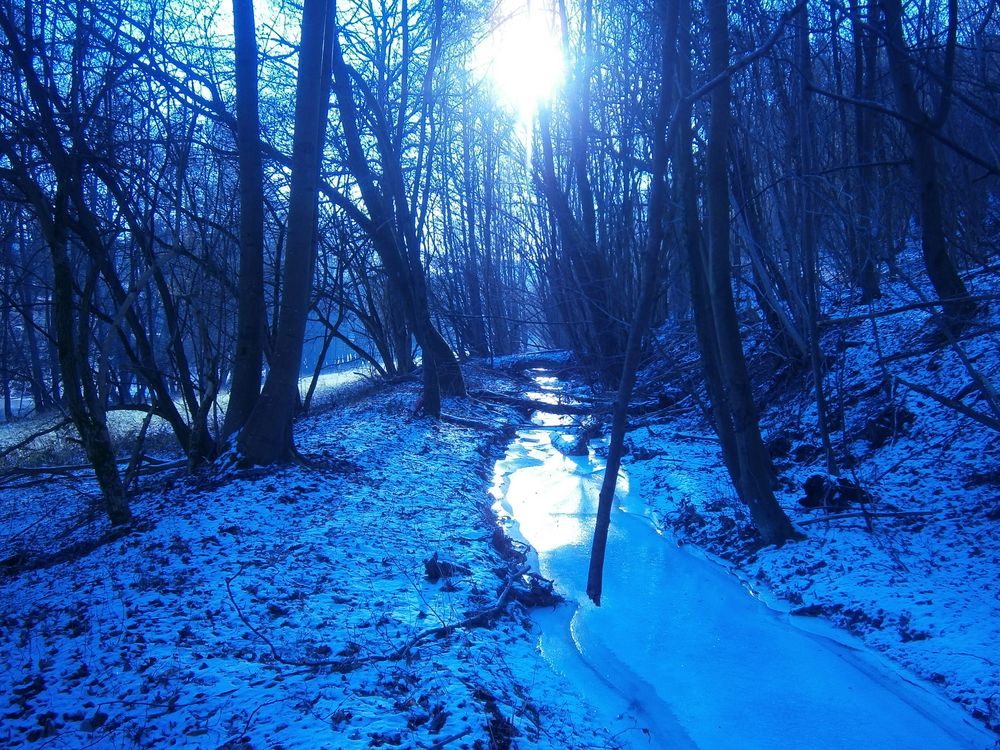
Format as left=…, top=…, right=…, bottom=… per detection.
left=50, top=208, right=131, bottom=525
left=586, top=0, right=676, bottom=607
left=222, top=0, right=266, bottom=440
left=675, top=2, right=742, bottom=488
left=796, top=5, right=837, bottom=474
left=879, top=0, right=974, bottom=322
left=850, top=0, right=882, bottom=302
left=239, top=0, right=334, bottom=464
left=702, top=0, right=799, bottom=545
left=15, top=229, right=51, bottom=413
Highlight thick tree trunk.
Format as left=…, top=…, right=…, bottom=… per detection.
left=702, top=0, right=799, bottom=545
left=222, top=0, right=266, bottom=440
left=239, top=0, right=334, bottom=464
left=49, top=212, right=131, bottom=525
left=675, top=2, right=742, bottom=487
left=879, top=0, right=974, bottom=322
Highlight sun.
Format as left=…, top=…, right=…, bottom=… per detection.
left=475, top=0, right=566, bottom=122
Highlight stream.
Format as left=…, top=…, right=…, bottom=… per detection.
left=490, top=376, right=994, bottom=749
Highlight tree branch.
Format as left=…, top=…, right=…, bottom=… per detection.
left=895, top=376, right=1000, bottom=432
left=225, top=563, right=530, bottom=672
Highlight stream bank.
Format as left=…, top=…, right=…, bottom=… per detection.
left=491, top=373, right=995, bottom=749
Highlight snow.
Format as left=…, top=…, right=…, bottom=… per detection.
left=0, top=370, right=617, bottom=748
left=0, top=365, right=370, bottom=473
left=493, top=383, right=995, bottom=750
left=619, top=267, right=1000, bottom=742
left=1, top=266, right=998, bottom=748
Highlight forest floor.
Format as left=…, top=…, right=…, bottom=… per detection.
left=623, top=263, right=1000, bottom=741
left=0, top=261, right=998, bottom=748
left=0, top=369, right=620, bottom=749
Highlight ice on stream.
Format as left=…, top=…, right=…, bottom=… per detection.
left=491, top=403, right=994, bottom=750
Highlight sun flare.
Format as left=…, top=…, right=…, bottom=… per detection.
left=475, top=0, right=565, bottom=121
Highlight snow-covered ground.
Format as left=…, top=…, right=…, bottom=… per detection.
left=493, top=390, right=993, bottom=749
left=0, top=365, right=370, bottom=471
left=0, top=369, right=618, bottom=749
left=1, top=264, right=997, bottom=748
left=622, top=267, right=1000, bottom=741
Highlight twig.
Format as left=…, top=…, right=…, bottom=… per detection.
left=221, top=697, right=287, bottom=747
left=796, top=510, right=931, bottom=526
left=225, top=564, right=530, bottom=672
left=428, top=728, right=473, bottom=748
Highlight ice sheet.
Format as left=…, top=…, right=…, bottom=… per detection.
left=493, top=419, right=995, bottom=750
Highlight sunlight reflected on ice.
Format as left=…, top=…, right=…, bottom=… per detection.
left=490, top=374, right=993, bottom=750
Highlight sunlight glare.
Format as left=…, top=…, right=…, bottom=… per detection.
left=476, top=0, right=565, bottom=122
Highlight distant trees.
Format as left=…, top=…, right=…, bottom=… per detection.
left=878, top=0, right=975, bottom=322
left=589, top=0, right=677, bottom=605
left=328, top=0, right=466, bottom=417
left=530, top=0, right=662, bottom=378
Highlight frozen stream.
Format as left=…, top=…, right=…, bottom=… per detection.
left=490, top=379, right=994, bottom=749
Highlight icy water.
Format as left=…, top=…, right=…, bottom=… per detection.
left=491, top=381, right=994, bottom=750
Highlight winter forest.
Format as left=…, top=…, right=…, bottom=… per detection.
left=1, top=0, right=998, bottom=746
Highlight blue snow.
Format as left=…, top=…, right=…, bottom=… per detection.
left=492, top=406, right=995, bottom=750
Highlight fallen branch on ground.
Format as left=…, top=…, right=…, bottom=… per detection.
left=0, top=456, right=183, bottom=478
left=0, top=418, right=73, bottom=460
left=895, top=376, right=1000, bottom=432
left=670, top=432, right=718, bottom=443
left=876, top=325, right=1000, bottom=365
left=796, top=510, right=931, bottom=526
left=225, top=563, right=530, bottom=672
left=428, top=728, right=473, bottom=748
left=440, top=412, right=497, bottom=431
left=469, top=389, right=602, bottom=416
left=820, top=293, right=1000, bottom=328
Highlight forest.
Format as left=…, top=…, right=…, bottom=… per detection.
left=1, top=0, right=998, bottom=746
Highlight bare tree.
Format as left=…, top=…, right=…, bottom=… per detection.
left=879, top=0, right=975, bottom=322
left=239, top=0, right=336, bottom=464
left=222, top=0, right=267, bottom=440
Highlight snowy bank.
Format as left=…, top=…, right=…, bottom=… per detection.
left=0, top=369, right=617, bottom=749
